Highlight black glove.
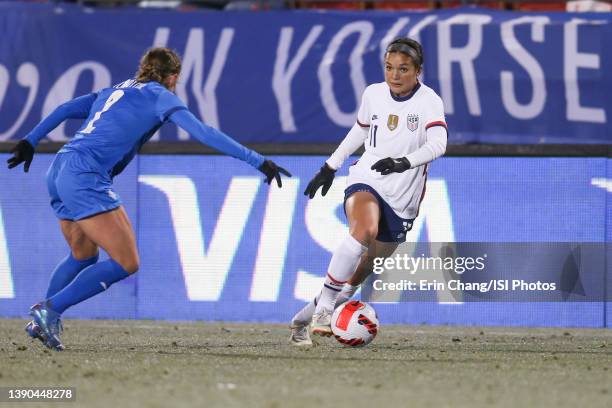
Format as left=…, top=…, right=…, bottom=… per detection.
left=304, top=163, right=336, bottom=199
left=7, top=140, right=35, bottom=172
left=371, top=157, right=411, bottom=175
left=258, top=159, right=292, bottom=187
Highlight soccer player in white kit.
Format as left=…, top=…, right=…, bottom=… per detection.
left=290, top=38, right=447, bottom=345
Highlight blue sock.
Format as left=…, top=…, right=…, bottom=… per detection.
left=47, top=259, right=130, bottom=314
left=46, top=253, right=99, bottom=298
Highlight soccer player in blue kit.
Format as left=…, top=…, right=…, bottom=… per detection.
left=7, top=48, right=291, bottom=351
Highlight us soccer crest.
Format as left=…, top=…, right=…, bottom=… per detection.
left=407, top=114, right=419, bottom=131
left=387, top=114, right=399, bottom=131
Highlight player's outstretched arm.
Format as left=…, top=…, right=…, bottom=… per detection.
left=6, top=93, right=97, bottom=172
left=168, top=109, right=291, bottom=187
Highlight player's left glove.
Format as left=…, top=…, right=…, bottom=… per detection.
left=303, top=163, right=336, bottom=199
left=258, top=159, right=292, bottom=188
left=7, top=140, right=35, bottom=172
left=371, top=157, right=411, bottom=175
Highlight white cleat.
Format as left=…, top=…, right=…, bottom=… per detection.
left=311, top=309, right=333, bottom=337
left=289, top=321, right=313, bottom=346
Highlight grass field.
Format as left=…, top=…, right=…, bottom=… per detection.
left=1, top=319, right=611, bottom=408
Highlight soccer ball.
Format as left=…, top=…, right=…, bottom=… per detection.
left=331, top=301, right=379, bottom=347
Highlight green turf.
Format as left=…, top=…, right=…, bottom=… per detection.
left=0, top=319, right=611, bottom=408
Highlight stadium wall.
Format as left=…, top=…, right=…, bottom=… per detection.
left=0, top=153, right=610, bottom=328
left=0, top=3, right=610, bottom=145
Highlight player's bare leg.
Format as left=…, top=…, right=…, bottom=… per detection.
left=59, top=219, right=99, bottom=260
left=75, top=207, right=139, bottom=273
left=311, top=192, right=380, bottom=337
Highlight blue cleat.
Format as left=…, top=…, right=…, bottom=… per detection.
left=25, top=318, right=63, bottom=344
left=25, top=320, right=45, bottom=343
left=29, top=303, right=65, bottom=351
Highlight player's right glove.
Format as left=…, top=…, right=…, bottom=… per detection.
left=7, top=140, right=35, bottom=172
left=258, top=159, right=292, bottom=188
left=304, top=163, right=336, bottom=199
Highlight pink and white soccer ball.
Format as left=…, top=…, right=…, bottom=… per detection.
left=331, top=301, right=379, bottom=347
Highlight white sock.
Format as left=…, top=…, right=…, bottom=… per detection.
left=292, top=296, right=316, bottom=324
left=336, top=284, right=358, bottom=307
left=316, top=235, right=367, bottom=313
left=292, top=284, right=359, bottom=324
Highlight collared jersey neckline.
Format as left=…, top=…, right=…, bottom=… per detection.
left=389, top=81, right=421, bottom=102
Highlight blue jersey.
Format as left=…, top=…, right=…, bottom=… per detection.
left=25, top=79, right=264, bottom=176
left=59, top=80, right=186, bottom=176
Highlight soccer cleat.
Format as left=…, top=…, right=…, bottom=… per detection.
left=29, top=303, right=65, bottom=351
left=25, top=318, right=63, bottom=342
left=310, top=309, right=333, bottom=337
left=25, top=320, right=45, bottom=343
left=289, top=320, right=313, bottom=346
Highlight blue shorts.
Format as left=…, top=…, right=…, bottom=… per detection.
left=344, top=183, right=414, bottom=243
left=46, top=152, right=122, bottom=221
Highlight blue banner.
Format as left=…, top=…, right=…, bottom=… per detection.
left=0, top=3, right=610, bottom=144
left=0, top=154, right=610, bottom=327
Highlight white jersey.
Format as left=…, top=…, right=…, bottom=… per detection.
left=344, top=81, right=447, bottom=219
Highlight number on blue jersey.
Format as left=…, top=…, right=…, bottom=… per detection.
left=81, top=90, right=125, bottom=134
